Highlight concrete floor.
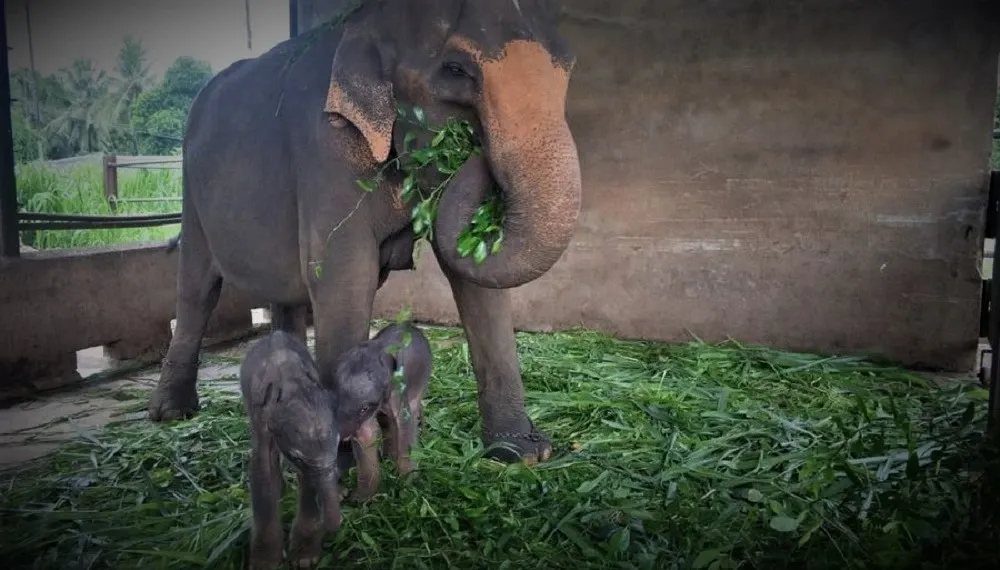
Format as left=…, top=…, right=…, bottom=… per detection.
left=0, top=309, right=279, bottom=470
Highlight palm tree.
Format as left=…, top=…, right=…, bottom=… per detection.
left=110, top=36, right=151, bottom=123
left=110, top=36, right=152, bottom=152
left=44, top=59, right=115, bottom=154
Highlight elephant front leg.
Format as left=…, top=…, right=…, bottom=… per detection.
left=348, top=417, right=382, bottom=502
left=442, top=270, right=553, bottom=465
left=150, top=213, right=222, bottom=422
left=379, top=395, right=417, bottom=478
left=247, top=432, right=285, bottom=569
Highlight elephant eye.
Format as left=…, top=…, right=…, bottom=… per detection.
left=442, top=61, right=469, bottom=78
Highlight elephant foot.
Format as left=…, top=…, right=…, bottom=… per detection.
left=148, top=359, right=200, bottom=422
left=247, top=537, right=283, bottom=570
left=289, top=526, right=324, bottom=568
left=346, top=484, right=377, bottom=504
left=482, top=417, right=552, bottom=465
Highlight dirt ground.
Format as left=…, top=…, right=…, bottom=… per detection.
left=0, top=310, right=310, bottom=470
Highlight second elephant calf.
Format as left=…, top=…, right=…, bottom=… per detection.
left=334, top=321, right=433, bottom=502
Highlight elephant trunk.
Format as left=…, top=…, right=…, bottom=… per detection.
left=432, top=71, right=582, bottom=290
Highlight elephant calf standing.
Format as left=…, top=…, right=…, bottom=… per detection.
left=334, top=321, right=433, bottom=502
left=240, top=331, right=342, bottom=569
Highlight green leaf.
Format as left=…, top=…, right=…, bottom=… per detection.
left=457, top=235, right=478, bottom=257
left=746, top=489, right=764, bottom=503
left=431, top=129, right=446, bottom=147
left=312, top=263, right=323, bottom=280
left=608, top=526, right=630, bottom=554
left=403, top=130, right=416, bottom=151
left=490, top=236, right=504, bottom=254
left=692, top=549, right=722, bottom=569
left=355, top=178, right=375, bottom=193
left=411, top=149, right=434, bottom=165
left=769, top=516, right=799, bottom=533
left=412, top=106, right=425, bottom=124
left=396, top=306, right=412, bottom=323
left=403, top=174, right=416, bottom=197
left=473, top=240, right=488, bottom=264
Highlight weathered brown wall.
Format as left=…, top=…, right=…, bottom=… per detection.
left=0, top=244, right=262, bottom=397
left=297, top=0, right=1000, bottom=371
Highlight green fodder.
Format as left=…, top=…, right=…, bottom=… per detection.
left=0, top=329, right=996, bottom=570
left=17, top=162, right=182, bottom=250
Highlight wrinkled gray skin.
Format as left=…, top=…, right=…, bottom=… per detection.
left=335, top=321, right=432, bottom=502
left=148, top=0, right=582, bottom=466
left=239, top=331, right=342, bottom=569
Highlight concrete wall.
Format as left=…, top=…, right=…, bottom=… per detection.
left=1, top=0, right=995, bottom=400
left=0, top=244, right=261, bottom=399
left=302, top=0, right=1000, bottom=371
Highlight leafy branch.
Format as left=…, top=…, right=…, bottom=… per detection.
left=356, top=104, right=506, bottom=265
left=309, top=106, right=506, bottom=281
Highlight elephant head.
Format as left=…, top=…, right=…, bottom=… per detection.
left=324, top=0, right=581, bottom=289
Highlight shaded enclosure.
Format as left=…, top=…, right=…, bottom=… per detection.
left=0, top=0, right=999, bottom=399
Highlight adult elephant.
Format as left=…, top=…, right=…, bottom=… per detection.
left=148, top=0, right=582, bottom=465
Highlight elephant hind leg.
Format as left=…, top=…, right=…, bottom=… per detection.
left=271, top=303, right=309, bottom=346
left=149, top=207, right=223, bottom=422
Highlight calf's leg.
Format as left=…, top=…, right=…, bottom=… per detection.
left=349, top=417, right=382, bottom=502
left=289, top=470, right=326, bottom=568
left=248, top=431, right=284, bottom=570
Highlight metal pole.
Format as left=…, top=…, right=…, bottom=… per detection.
left=289, top=0, right=300, bottom=37
left=0, top=5, right=20, bottom=258
left=989, top=171, right=1000, bottom=438
left=24, top=0, right=42, bottom=161
left=244, top=0, right=253, bottom=49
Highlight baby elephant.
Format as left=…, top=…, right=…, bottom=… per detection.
left=240, top=331, right=342, bottom=569
left=335, top=321, right=432, bottom=502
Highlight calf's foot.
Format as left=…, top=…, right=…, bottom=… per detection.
left=248, top=534, right=283, bottom=570
left=289, top=525, right=324, bottom=568
left=148, top=360, right=200, bottom=421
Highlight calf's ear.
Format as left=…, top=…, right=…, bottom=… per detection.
left=324, top=27, right=395, bottom=163
left=380, top=351, right=398, bottom=376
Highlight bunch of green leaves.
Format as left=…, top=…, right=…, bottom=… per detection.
left=357, top=105, right=506, bottom=265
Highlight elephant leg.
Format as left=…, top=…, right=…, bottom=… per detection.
left=442, top=269, right=553, bottom=465
left=288, top=470, right=325, bottom=568
left=271, top=303, right=309, bottom=346
left=305, top=240, right=379, bottom=484
left=149, top=208, right=222, bottom=422
left=305, top=239, right=379, bottom=387
left=248, top=430, right=285, bottom=569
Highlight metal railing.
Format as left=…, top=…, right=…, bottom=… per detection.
left=14, top=154, right=183, bottom=235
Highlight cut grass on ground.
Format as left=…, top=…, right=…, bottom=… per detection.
left=17, top=162, right=181, bottom=250
left=0, top=328, right=996, bottom=569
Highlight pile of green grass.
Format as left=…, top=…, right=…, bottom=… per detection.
left=17, top=163, right=181, bottom=250
left=0, top=327, right=996, bottom=569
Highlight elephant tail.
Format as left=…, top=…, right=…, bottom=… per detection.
left=165, top=231, right=182, bottom=254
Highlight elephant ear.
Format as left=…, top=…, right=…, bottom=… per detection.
left=324, top=29, right=395, bottom=164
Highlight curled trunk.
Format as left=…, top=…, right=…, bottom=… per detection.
left=432, top=121, right=582, bottom=290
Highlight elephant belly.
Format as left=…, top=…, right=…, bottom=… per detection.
left=194, top=186, right=309, bottom=305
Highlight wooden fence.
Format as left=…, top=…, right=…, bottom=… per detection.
left=100, top=153, right=182, bottom=212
